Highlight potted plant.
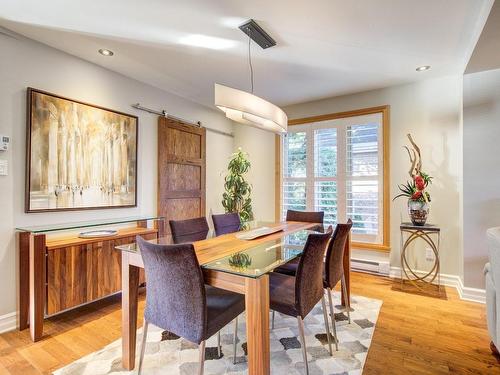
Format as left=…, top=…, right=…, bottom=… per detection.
left=222, top=148, right=254, bottom=224
left=394, top=134, right=433, bottom=226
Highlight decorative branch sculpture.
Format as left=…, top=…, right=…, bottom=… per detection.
left=404, top=133, right=422, bottom=178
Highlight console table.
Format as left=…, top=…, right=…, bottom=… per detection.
left=400, top=222, right=441, bottom=291
left=16, top=216, right=164, bottom=342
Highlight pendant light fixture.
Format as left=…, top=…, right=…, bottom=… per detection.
left=215, top=19, right=287, bottom=134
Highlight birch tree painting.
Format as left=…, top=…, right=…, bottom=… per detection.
left=26, top=89, right=137, bottom=212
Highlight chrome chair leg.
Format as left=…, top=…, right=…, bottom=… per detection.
left=341, top=274, right=351, bottom=324
left=327, top=288, right=339, bottom=351
left=272, top=310, right=275, bottom=329
left=233, top=316, right=238, bottom=364
left=297, top=316, right=309, bottom=375
left=321, top=294, right=333, bottom=356
left=198, top=340, right=206, bottom=375
left=217, top=331, right=221, bottom=358
left=137, top=318, right=149, bottom=375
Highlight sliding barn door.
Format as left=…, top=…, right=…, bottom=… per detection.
left=158, top=117, right=206, bottom=237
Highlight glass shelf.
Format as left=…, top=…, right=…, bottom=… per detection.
left=16, top=216, right=164, bottom=234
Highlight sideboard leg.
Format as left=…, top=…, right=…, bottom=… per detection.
left=29, top=234, right=46, bottom=342
left=19, top=232, right=30, bottom=331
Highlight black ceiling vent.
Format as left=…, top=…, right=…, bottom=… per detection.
left=239, top=19, right=276, bottom=49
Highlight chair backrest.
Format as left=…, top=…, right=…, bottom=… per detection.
left=294, top=231, right=332, bottom=318
left=286, top=210, right=324, bottom=224
left=324, top=219, right=353, bottom=289
left=169, top=217, right=209, bottom=244
left=136, top=236, right=207, bottom=344
left=212, top=212, right=241, bottom=236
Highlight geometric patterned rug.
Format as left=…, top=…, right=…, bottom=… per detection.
left=54, top=293, right=382, bottom=375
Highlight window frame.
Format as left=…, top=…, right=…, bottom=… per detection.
left=275, top=105, right=390, bottom=252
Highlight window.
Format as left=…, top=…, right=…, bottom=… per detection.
left=279, top=107, right=389, bottom=250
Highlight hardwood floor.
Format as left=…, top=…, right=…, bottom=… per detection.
left=0, top=272, right=497, bottom=374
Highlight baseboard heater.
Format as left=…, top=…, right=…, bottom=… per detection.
left=351, top=258, right=390, bottom=275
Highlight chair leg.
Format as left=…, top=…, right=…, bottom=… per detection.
left=272, top=310, right=275, bottom=329
left=327, top=288, right=339, bottom=351
left=321, top=294, right=333, bottom=356
left=217, top=331, right=221, bottom=358
left=138, top=319, right=149, bottom=375
left=341, top=274, right=351, bottom=324
left=233, top=316, right=238, bottom=364
left=297, top=316, right=309, bottom=375
left=198, top=340, right=206, bottom=375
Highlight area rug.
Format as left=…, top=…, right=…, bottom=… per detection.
left=54, top=293, right=382, bottom=375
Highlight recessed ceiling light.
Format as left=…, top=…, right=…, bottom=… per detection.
left=416, top=65, right=430, bottom=72
left=98, top=49, right=114, bottom=56
left=178, top=34, right=237, bottom=50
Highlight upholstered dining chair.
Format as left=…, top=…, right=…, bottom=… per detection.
left=274, top=220, right=353, bottom=351
left=269, top=231, right=333, bottom=374
left=212, top=212, right=241, bottom=236
left=169, top=217, right=210, bottom=244
left=286, top=209, right=324, bottom=232
left=323, top=219, right=353, bottom=350
left=136, top=236, right=245, bottom=375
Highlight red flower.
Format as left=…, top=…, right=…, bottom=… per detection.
left=411, top=191, right=422, bottom=200
left=415, top=175, right=425, bottom=190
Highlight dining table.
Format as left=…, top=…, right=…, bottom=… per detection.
left=115, top=220, right=351, bottom=375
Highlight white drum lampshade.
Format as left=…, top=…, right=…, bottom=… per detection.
left=214, top=83, right=287, bottom=134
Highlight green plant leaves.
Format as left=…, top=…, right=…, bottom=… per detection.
left=222, top=149, right=254, bottom=221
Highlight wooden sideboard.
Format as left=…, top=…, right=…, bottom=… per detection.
left=18, top=218, right=163, bottom=341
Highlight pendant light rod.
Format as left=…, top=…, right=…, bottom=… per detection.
left=248, top=30, right=254, bottom=94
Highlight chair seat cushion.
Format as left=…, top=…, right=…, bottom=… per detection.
left=274, top=258, right=300, bottom=276
left=269, top=272, right=299, bottom=317
left=205, top=285, right=245, bottom=339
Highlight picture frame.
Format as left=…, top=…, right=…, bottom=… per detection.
left=25, top=88, right=138, bottom=212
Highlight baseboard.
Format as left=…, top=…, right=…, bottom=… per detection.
left=389, top=266, right=486, bottom=304
left=0, top=312, right=17, bottom=334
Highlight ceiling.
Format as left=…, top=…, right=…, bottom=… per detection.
left=0, top=0, right=494, bottom=108
left=466, top=0, right=500, bottom=74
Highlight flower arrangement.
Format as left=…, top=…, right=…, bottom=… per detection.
left=393, top=134, right=433, bottom=225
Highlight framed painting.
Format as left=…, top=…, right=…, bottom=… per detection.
left=26, top=88, right=138, bottom=212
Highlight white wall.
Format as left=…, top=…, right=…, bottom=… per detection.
left=0, top=33, right=234, bottom=318
left=245, top=76, right=464, bottom=275
left=233, top=125, right=276, bottom=222
left=463, top=68, right=500, bottom=289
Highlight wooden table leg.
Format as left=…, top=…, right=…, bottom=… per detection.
left=341, top=233, right=351, bottom=307
left=122, top=252, right=140, bottom=370
left=29, top=234, right=46, bottom=341
left=245, top=275, right=270, bottom=375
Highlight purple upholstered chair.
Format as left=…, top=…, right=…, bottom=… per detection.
left=274, top=220, right=353, bottom=352
left=286, top=209, right=324, bottom=223
left=269, top=231, right=333, bottom=373
left=212, top=212, right=241, bottom=236
left=169, top=217, right=209, bottom=244
left=323, top=219, right=353, bottom=349
left=136, top=236, right=245, bottom=375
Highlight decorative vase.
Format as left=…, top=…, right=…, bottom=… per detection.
left=408, top=200, right=429, bottom=226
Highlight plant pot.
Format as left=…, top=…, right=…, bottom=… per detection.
left=408, top=200, right=429, bottom=226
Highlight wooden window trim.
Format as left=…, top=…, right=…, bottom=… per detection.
left=275, top=105, right=390, bottom=252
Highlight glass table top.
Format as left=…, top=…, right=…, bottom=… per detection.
left=115, top=221, right=324, bottom=278
left=15, top=216, right=164, bottom=234
left=202, top=229, right=312, bottom=278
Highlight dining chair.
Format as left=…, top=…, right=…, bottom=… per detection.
left=323, top=219, right=353, bottom=350
left=273, top=220, right=353, bottom=351
left=212, top=212, right=241, bottom=236
left=136, top=236, right=245, bottom=375
left=269, top=231, right=333, bottom=374
left=169, top=217, right=210, bottom=244
left=286, top=209, right=324, bottom=232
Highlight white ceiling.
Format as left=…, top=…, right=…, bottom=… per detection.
left=0, top=0, right=494, bottom=108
